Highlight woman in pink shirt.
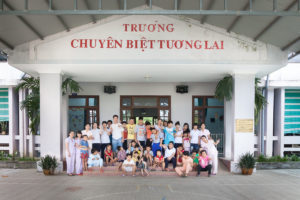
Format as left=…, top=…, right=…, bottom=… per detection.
left=197, top=150, right=212, bottom=177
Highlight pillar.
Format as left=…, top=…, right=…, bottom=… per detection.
left=40, top=73, right=63, bottom=160
left=265, top=88, right=274, bottom=157
left=225, top=74, right=255, bottom=172
left=273, top=88, right=284, bottom=156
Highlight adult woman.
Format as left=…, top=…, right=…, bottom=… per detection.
left=199, top=122, right=210, bottom=139
left=65, top=131, right=76, bottom=176
left=183, top=123, right=190, bottom=133
left=200, top=135, right=220, bottom=175
left=74, top=131, right=83, bottom=175
left=81, top=124, right=93, bottom=154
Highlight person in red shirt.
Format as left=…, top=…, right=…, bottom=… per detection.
left=104, top=144, right=117, bottom=166
left=153, top=149, right=165, bottom=170
left=122, top=121, right=128, bottom=150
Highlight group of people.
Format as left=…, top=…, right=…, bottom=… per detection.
left=65, top=115, right=220, bottom=177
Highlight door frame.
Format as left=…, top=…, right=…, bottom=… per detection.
left=120, top=95, right=171, bottom=122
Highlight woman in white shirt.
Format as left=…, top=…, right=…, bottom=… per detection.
left=199, top=122, right=211, bottom=139
left=200, top=135, right=220, bottom=175
left=81, top=124, right=93, bottom=154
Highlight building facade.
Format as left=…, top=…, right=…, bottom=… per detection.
left=5, top=15, right=288, bottom=172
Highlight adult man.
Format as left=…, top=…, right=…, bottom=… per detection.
left=110, top=115, right=124, bottom=152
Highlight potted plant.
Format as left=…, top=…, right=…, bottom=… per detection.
left=38, top=155, right=57, bottom=175
left=238, top=152, right=256, bottom=175
left=0, top=121, right=8, bottom=135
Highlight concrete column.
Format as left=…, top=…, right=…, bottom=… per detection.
left=18, top=89, right=25, bottom=157
left=224, top=100, right=232, bottom=159
left=8, top=87, right=18, bottom=155
left=40, top=73, right=63, bottom=160
left=230, top=74, right=255, bottom=172
left=273, top=88, right=285, bottom=156
left=62, top=94, right=68, bottom=159
left=265, top=88, right=274, bottom=157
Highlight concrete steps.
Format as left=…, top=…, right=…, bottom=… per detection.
left=83, top=166, right=207, bottom=177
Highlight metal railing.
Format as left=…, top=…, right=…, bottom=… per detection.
left=210, top=133, right=224, bottom=157
left=0, top=0, right=299, bottom=16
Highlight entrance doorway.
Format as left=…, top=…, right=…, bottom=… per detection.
left=68, top=95, right=99, bottom=132
left=120, top=96, right=171, bottom=124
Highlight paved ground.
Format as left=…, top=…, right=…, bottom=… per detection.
left=0, top=167, right=300, bottom=200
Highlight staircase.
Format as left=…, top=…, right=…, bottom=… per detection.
left=83, top=165, right=202, bottom=177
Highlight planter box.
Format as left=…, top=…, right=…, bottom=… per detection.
left=0, top=161, right=37, bottom=169
left=256, top=161, right=300, bottom=170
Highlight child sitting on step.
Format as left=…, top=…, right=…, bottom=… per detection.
left=122, top=153, right=136, bottom=176
left=88, top=148, right=104, bottom=173
left=153, top=149, right=165, bottom=170
left=104, top=144, right=117, bottom=166
left=117, top=146, right=126, bottom=171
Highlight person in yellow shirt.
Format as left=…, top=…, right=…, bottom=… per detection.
left=126, top=117, right=136, bottom=150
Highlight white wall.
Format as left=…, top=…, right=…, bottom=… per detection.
left=72, top=82, right=217, bottom=125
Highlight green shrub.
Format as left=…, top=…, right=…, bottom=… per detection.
left=256, top=154, right=300, bottom=162
left=239, top=152, right=256, bottom=169
left=290, top=154, right=300, bottom=162
left=38, top=155, right=57, bottom=170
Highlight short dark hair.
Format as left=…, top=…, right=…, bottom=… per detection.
left=117, top=146, right=122, bottom=151
left=192, top=149, right=198, bottom=153
left=146, top=145, right=151, bottom=149
left=167, top=120, right=173, bottom=125
left=200, top=122, right=205, bottom=126
left=139, top=117, right=143, bottom=121
left=107, top=120, right=112, bottom=123
left=183, top=151, right=190, bottom=156
left=122, top=121, right=127, bottom=124
left=145, top=121, right=151, bottom=126
left=83, top=135, right=88, bottom=138
left=102, top=121, right=107, bottom=125
left=200, top=150, right=207, bottom=155
left=176, top=144, right=183, bottom=148
left=193, top=123, right=198, bottom=127
left=175, top=121, right=180, bottom=126
left=183, top=130, right=189, bottom=134
left=126, top=153, right=132, bottom=157
left=156, top=149, right=161, bottom=153
left=113, top=115, right=118, bottom=119
left=201, top=135, right=207, bottom=138
left=91, top=148, right=98, bottom=154
left=169, top=141, right=174, bottom=145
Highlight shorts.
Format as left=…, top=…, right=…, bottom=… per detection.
left=118, top=160, right=124, bottom=163
left=81, top=152, right=88, bottom=159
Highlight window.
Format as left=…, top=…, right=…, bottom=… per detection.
left=120, top=96, right=171, bottom=124
left=68, top=96, right=99, bottom=132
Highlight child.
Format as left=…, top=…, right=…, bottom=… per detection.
left=104, top=144, right=117, bottom=166
left=163, top=121, right=176, bottom=145
left=117, top=146, right=126, bottom=171
left=200, top=135, right=220, bottom=175
left=88, top=148, right=104, bottom=173
left=175, top=151, right=193, bottom=177
left=190, top=123, right=200, bottom=152
left=145, top=121, right=152, bottom=146
left=191, top=150, right=199, bottom=171
left=122, top=121, right=128, bottom=150
left=122, top=154, right=136, bottom=176
left=65, top=131, right=76, bottom=176
left=80, top=135, right=89, bottom=171
left=135, top=117, right=146, bottom=148
left=174, top=121, right=183, bottom=149
left=144, top=146, right=153, bottom=167
left=75, top=131, right=83, bottom=175
left=176, top=145, right=184, bottom=167
left=126, top=118, right=136, bottom=148
left=162, top=142, right=176, bottom=171
left=150, top=128, right=163, bottom=157
left=197, top=150, right=212, bottom=177
left=183, top=130, right=191, bottom=152
left=153, top=149, right=165, bottom=170
left=138, top=155, right=150, bottom=176
left=100, top=121, right=111, bottom=159
left=126, top=140, right=137, bottom=154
